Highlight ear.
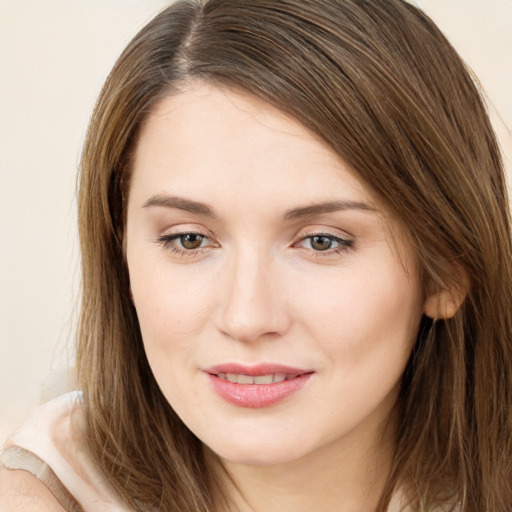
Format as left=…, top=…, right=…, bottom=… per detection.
left=423, top=270, right=469, bottom=320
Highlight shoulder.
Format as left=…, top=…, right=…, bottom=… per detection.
left=0, top=466, right=66, bottom=511
left=1, top=391, right=131, bottom=511
left=1, top=391, right=85, bottom=478
left=0, top=392, right=85, bottom=511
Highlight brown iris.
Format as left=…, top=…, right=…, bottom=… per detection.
left=310, top=235, right=333, bottom=251
left=180, top=234, right=204, bottom=249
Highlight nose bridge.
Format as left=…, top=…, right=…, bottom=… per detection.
left=217, top=243, right=287, bottom=342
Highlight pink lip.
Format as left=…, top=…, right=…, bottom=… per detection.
left=204, top=363, right=314, bottom=408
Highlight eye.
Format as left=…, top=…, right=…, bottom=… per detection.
left=156, top=231, right=215, bottom=256
left=297, top=232, right=354, bottom=255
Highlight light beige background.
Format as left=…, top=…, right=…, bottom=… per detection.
left=1, top=0, right=511, bottom=445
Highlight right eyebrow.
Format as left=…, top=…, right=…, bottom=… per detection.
left=142, top=194, right=217, bottom=218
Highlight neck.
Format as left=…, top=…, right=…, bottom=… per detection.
left=208, top=413, right=397, bottom=512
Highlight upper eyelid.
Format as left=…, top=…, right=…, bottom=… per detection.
left=296, top=228, right=354, bottom=242
left=157, top=222, right=354, bottom=237
left=299, top=229, right=350, bottom=237
left=159, top=224, right=214, bottom=238
left=161, top=222, right=353, bottom=238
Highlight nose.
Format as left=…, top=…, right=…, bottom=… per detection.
left=215, top=246, right=290, bottom=344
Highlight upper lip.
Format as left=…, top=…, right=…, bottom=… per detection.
left=204, top=363, right=313, bottom=376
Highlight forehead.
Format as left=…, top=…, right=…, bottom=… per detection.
left=130, top=83, right=376, bottom=210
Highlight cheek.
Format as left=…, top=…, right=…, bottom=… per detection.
left=128, top=258, right=216, bottom=357
left=292, top=264, right=422, bottom=432
left=295, top=262, right=422, bottom=362
left=128, top=263, right=215, bottom=409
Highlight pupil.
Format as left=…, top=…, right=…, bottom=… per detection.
left=312, top=236, right=332, bottom=251
left=181, top=234, right=203, bottom=249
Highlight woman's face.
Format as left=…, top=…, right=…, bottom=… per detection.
left=126, top=83, right=425, bottom=466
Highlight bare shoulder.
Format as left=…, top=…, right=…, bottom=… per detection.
left=0, top=466, right=66, bottom=511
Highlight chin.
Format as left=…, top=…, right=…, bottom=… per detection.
left=203, top=432, right=309, bottom=467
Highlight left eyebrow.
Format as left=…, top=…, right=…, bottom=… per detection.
left=283, top=200, right=377, bottom=221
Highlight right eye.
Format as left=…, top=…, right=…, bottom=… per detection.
left=156, top=232, right=215, bottom=257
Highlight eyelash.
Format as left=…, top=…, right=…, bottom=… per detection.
left=156, top=232, right=213, bottom=258
left=298, top=231, right=354, bottom=257
left=156, top=231, right=354, bottom=258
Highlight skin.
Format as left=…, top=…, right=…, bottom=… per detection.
left=126, top=82, right=429, bottom=512
left=0, top=468, right=66, bottom=511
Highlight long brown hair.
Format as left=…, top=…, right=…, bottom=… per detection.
left=77, top=1, right=512, bottom=510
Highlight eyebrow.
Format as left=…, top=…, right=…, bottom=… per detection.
left=283, top=200, right=377, bottom=221
left=143, top=195, right=217, bottom=217
left=142, top=194, right=376, bottom=220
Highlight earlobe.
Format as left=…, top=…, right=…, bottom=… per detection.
left=423, top=289, right=463, bottom=319
left=423, top=276, right=469, bottom=320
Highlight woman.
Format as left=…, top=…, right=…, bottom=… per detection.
left=1, top=0, right=511, bottom=510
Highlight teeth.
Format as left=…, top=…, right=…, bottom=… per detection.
left=218, top=373, right=298, bottom=384
left=237, top=374, right=254, bottom=384
left=254, top=374, right=273, bottom=384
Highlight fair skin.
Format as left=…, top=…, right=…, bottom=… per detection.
left=0, top=469, right=66, bottom=511
left=125, top=82, right=430, bottom=512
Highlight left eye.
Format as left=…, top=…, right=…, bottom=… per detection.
left=298, top=234, right=353, bottom=252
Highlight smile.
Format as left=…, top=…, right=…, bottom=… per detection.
left=204, top=364, right=314, bottom=408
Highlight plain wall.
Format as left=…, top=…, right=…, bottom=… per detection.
left=1, top=0, right=511, bottom=445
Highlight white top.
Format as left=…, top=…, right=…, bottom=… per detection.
left=0, top=392, right=130, bottom=511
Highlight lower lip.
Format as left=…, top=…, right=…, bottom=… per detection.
left=206, top=373, right=312, bottom=408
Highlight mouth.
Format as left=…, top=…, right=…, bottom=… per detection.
left=204, top=363, right=313, bottom=382
left=204, top=364, right=314, bottom=408
left=215, top=373, right=300, bottom=384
